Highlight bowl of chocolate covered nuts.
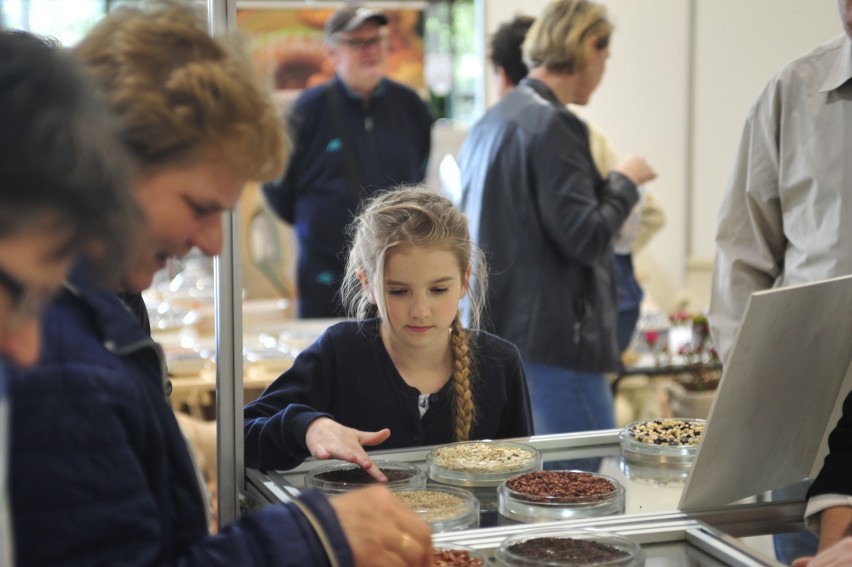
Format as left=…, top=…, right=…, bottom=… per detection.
left=498, top=470, right=625, bottom=523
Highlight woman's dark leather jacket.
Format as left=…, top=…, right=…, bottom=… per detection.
left=460, top=77, right=639, bottom=372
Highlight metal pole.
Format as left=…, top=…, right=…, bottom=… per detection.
left=207, top=0, right=243, bottom=529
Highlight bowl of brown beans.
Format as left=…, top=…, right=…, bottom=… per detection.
left=392, top=486, right=480, bottom=532
left=432, top=544, right=487, bottom=566
left=496, top=528, right=643, bottom=566
left=303, top=460, right=426, bottom=495
left=498, top=470, right=625, bottom=522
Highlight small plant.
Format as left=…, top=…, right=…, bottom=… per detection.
left=675, top=313, right=722, bottom=391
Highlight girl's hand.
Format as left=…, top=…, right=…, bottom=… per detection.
left=305, top=417, right=392, bottom=482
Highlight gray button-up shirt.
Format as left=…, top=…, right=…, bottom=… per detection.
left=709, top=33, right=852, bottom=361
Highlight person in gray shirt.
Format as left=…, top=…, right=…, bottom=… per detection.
left=709, top=1, right=852, bottom=564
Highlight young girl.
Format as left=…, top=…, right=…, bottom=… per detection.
left=244, top=188, right=533, bottom=479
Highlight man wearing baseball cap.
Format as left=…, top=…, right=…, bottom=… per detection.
left=263, top=3, right=433, bottom=318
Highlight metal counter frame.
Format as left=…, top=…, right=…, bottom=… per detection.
left=244, top=430, right=807, bottom=566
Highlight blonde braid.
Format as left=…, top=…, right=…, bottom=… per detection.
left=450, top=314, right=475, bottom=441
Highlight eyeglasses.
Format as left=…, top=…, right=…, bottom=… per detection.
left=335, top=35, right=388, bottom=50
left=0, top=264, right=58, bottom=331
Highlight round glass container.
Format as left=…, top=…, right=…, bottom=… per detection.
left=498, top=470, right=625, bottom=523
left=496, top=528, right=644, bottom=566
left=392, top=486, right=480, bottom=532
left=427, top=441, right=543, bottom=487
left=618, top=418, right=705, bottom=469
left=304, top=460, right=426, bottom=495
left=618, top=456, right=690, bottom=487
left=432, top=543, right=488, bottom=566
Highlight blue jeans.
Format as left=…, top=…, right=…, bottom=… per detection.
left=770, top=484, right=819, bottom=564
left=524, top=362, right=615, bottom=472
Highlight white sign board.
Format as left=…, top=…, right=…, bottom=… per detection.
left=680, top=275, right=852, bottom=512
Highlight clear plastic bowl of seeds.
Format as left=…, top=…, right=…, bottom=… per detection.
left=304, top=460, right=426, bottom=496
left=432, top=543, right=488, bottom=566
left=427, top=440, right=543, bottom=487
left=498, top=470, right=625, bottom=523
left=618, top=418, right=706, bottom=468
left=392, top=485, right=480, bottom=532
left=496, top=527, right=644, bottom=566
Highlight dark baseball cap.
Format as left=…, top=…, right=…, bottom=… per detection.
left=324, top=4, right=388, bottom=37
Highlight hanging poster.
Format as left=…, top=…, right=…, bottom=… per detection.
left=237, top=5, right=425, bottom=103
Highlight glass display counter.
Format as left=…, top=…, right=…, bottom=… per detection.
left=245, top=430, right=807, bottom=566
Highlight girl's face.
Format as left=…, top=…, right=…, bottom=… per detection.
left=378, top=246, right=469, bottom=351
left=121, top=154, right=245, bottom=293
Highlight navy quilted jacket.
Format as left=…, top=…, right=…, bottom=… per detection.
left=9, top=262, right=353, bottom=566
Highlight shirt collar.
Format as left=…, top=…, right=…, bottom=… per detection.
left=819, top=34, right=852, bottom=93
left=518, top=77, right=562, bottom=108
left=335, top=74, right=387, bottom=100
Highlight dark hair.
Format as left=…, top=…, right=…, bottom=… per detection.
left=490, top=15, right=535, bottom=86
left=0, top=30, right=136, bottom=274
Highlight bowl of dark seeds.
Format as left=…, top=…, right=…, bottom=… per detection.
left=496, top=528, right=644, bottom=566
left=498, top=470, right=625, bottom=522
left=304, top=460, right=426, bottom=495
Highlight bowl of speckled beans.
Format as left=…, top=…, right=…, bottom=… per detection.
left=496, top=528, right=644, bottom=566
left=497, top=470, right=625, bottom=522
left=303, top=460, right=426, bottom=495
left=392, top=486, right=480, bottom=532
left=619, top=418, right=705, bottom=464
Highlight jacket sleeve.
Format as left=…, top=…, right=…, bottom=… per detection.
left=262, top=103, right=308, bottom=224
left=496, top=343, right=535, bottom=439
left=179, top=490, right=354, bottom=567
left=417, top=99, right=434, bottom=181
left=633, top=190, right=667, bottom=253
left=708, top=79, right=784, bottom=363
left=244, top=331, right=337, bottom=470
left=531, top=114, right=639, bottom=266
left=807, top=391, right=852, bottom=500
